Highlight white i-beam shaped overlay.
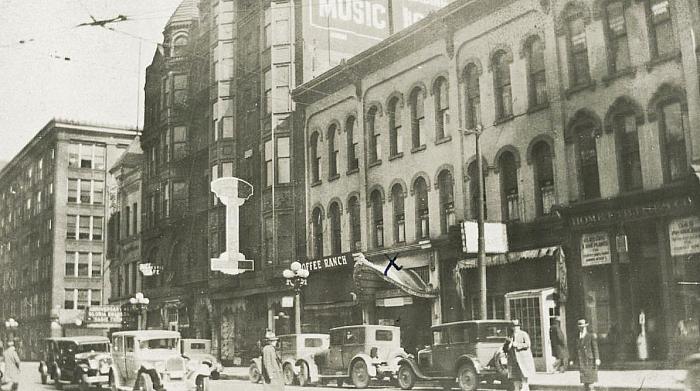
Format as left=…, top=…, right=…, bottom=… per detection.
left=210, top=177, right=254, bottom=275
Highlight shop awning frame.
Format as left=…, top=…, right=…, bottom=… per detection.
left=352, top=253, right=438, bottom=299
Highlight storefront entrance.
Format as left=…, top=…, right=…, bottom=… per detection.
left=376, top=296, right=432, bottom=355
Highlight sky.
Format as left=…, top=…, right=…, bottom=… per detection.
left=0, top=0, right=183, bottom=162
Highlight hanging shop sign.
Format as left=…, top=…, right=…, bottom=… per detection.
left=581, top=232, right=611, bottom=266
left=85, top=305, right=123, bottom=328
left=300, top=252, right=354, bottom=273
left=669, top=216, right=700, bottom=256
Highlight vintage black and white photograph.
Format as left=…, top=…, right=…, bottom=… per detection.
left=0, top=0, right=698, bottom=390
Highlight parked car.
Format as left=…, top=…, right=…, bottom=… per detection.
left=306, top=325, right=407, bottom=388
left=180, top=339, right=223, bottom=380
left=37, top=336, right=112, bottom=390
left=396, top=320, right=512, bottom=391
left=110, top=330, right=211, bottom=391
left=249, top=333, right=329, bottom=386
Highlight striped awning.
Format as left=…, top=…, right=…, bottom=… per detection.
left=456, top=246, right=561, bottom=269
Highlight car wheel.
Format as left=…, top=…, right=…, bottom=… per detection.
left=249, top=363, right=261, bottom=383
left=196, top=375, right=209, bottom=391
left=41, top=372, right=48, bottom=385
left=210, top=370, right=220, bottom=381
left=283, top=364, right=295, bottom=385
left=350, top=360, right=370, bottom=389
left=298, top=361, right=310, bottom=387
left=457, top=364, right=477, bottom=391
left=397, top=363, right=416, bottom=390
left=79, top=373, right=90, bottom=391
left=137, top=372, right=154, bottom=391
left=336, top=378, right=344, bottom=387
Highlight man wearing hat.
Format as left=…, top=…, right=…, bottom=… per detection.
left=261, top=329, right=285, bottom=391
left=574, top=319, right=600, bottom=391
left=549, top=316, right=568, bottom=373
left=2, top=340, right=20, bottom=391
left=507, top=320, right=535, bottom=391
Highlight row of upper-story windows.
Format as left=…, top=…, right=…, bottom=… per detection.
left=113, top=202, right=139, bottom=240
left=144, top=180, right=188, bottom=228
left=66, top=215, right=103, bottom=241
left=68, top=142, right=106, bottom=170
left=67, top=179, right=104, bottom=205
left=65, top=251, right=103, bottom=278
left=144, top=127, right=189, bottom=177
left=64, top=288, right=101, bottom=310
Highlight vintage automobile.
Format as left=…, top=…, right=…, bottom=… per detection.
left=110, top=330, right=211, bottom=391
left=179, top=339, right=223, bottom=380
left=38, top=336, right=112, bottom=390
left=249, top=333, right=330, bottom=386
left=304, top=325, right=407, bottom=388
left=396, top=320, right=512, bottom=391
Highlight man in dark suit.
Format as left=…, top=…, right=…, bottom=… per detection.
left=574, top=319, right=600, bottom=391
left=549, top=317, right=568, bottom=372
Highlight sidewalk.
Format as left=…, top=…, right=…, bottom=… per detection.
left=220, top=366, right=687, bottom=390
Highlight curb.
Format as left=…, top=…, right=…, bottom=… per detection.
left=219, top=373, right=250, bottom=381
left=531, top=386, right=681, bottom=391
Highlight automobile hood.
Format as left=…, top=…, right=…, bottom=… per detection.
left=75, top=351, right=111, bottom=361
left=138, top=349, right=181, bottom=363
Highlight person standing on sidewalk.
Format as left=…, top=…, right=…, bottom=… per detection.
left=2, top=340, right=20, bottom=391
left=574, top=319, right=600, bottom=391
left=507, top=320, right=536, bottom=391
left=261, top=330, right=284, bottom=391
left=550, top=317, right=568, bottom=373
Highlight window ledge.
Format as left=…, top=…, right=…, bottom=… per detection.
left=493, top=114, right=515, bottom=126
left=602, top=67, right=637, bottom=87
left=368, top=160, right=382, bottom=169
left=389, top=152, right=404, bottom=161
left=565, top=80, right=596, bottom=99
left=328, top=174, right=340, bottom=182
left=527, top=102, right=550, bottom=114
left=310, top=180, right=322, bottom=188
left=346, top=168, right=359, bottom=176
left=435, top=135, right=452, bottom=145
left=411, top=145, right=427, bottom=154
left=645, top=51, right=682, bottom=72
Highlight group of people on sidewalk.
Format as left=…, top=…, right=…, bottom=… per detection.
left=505, top=318, right=600, bottom=391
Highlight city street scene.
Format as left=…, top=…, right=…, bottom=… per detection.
left=1, top=0, right=700, bottom=390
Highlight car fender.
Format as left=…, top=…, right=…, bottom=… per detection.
left=397, top=356, right=429, bottom=379
left=455, top=354, right=483, bottom=375
left=302, top=356, right=321, bottom=383
left=54, top=365, right=62, bottom=380
left=386, top=349, right=408, bottom=372
left=348, top=354, right=377, bottom=377
left=281, top=358, right=296, bottom=374
left=38, top=361, right=48, bottom=374
left=191, top=363, right=211, bottom=378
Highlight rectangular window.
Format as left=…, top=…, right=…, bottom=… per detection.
left=616, top=114, right=642, bottom=191
left=568, top=17, right=591, bottom=86
left=275, top=19, right=290, bottom=45
left=79, top=216, right=90, bottom=239
left=264, top=69, right=272, bottom=115
left=67, top=215, right=77, bottom=239
left=68, top=179, right=78, bottom=203
left=80, top=144, right=93, bottom=168
left=222, top=117, right=234, bottom=139
left=132, top=203, right=138, bottom=234
left=90, top=289, right=101, bottom=306
left=173, top=126, right=187, bottom=160
left=173, top=74, right=188, bottom=106
left=93, top=180, right=104, bottom=204
left=93, top=216, right=103, bottom=240
left=265, top=140, right=273, bottom=186
left=78, top=252, right=90, bottom=276
left=162, top=183, right=170, bottom=218
left=68, top=143, right=79, bottom=168
left=222, top=162, right=233, bottom=178
left=77, top=289, right=89, bottom=309
left=605, top=1, right=630, bottom=73
left=64, top=289, right=75, bottom=309
left=277, top=137, right=290, bottom=184
left=65, top=252, right=76, bottom=276
left=125, top=206, right=131, bottom=237
left=648, top=0, right=677, bottom=58
left=92, top=253, right=102, bottom=278
left=172, top=181, right=187, bottom=215
left=80, top=180, right=91, bottom=203
left=661, top=102, right=688, bottom=182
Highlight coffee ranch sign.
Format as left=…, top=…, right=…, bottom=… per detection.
left=300, top=253, right=354, bottom=273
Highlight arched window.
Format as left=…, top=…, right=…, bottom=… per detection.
left=409, top=88, right=425, bottom=148
left=309, top=132, right=320, bottom=183
left=367, top=106, right=380, bottom=163
left=391, top=184, right=405, bottom=243
left=434, top=78, right=449, bottom=139
left=312, top=208, right=324, bottom=258
left=414, top=177, right=429, bottom=239
left=388, top=97, right=403, bottom=156
left=348, top=196, right=361, bottom=251
left=645, top=0, right=678, bottom=59
left=658, top=100, right=688, bottom=182
left=526, top=37, right=547, bottom=107
left=329, top=202, right=342, bottom=255
left=499, top=151, right=519, bottom=221
left=327, top=124, right=338, bottom=178
left=464, top=64, right=481, bottom=128
left=467, top=161, right=487, bottom=220
left=172, top=34, right=188, bottom=57
left=611, top=106, right=642, bottom=191
left=574, top=121, right=601, bottom=200
left=531, top=141, right=555, bottom=216
left=566, top=8, right=591, bottom=86
left=603, top=1, right=630, bottom=74
left=346, top=116, right=359, bottom=171
left=370, top=190, right=384, bottom=248
left=492, top=51, right=513, bottom=119
left=437, top=170, right=455, bottom=234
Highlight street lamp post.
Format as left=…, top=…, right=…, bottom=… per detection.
left=129, top=292, right=150, bottom=330
left=282, top=262, right=309, bottom=335
left=4, top=318, right=18, bottom=344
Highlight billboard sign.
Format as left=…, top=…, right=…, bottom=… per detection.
left=86, top=305, right=123, bottom=328
left=580, top=232, right=611, bottom=266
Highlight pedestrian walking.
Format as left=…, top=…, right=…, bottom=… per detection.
left=550, top=316, right=569, bottom=373
left=507, top=320, right=536, bottom=391
left=261, top=330, right=284, bottom=391
left=573, top=319, right=600, bottom=391
left=2, top=341, right=20, bottom=391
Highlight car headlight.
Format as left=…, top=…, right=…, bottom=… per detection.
left=88, top=360, right=99, bottom=370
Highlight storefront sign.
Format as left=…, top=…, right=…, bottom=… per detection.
left=300, top=252, right=354, bottom=273
left=581, top=232, right=611, bottom=266
left=461, top=221, right=508, bottom=254
left=86, top=305, right=122, bottom=328
left=669, top=216, right=700, bottom=256
left=570, top=197, right=693, bottom=227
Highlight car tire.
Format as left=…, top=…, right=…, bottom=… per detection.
left=297, top=361, right=310, bottom=387
left=283, top=363, right=295, bottom=385
left=210, top=370, right=220, bottom=380
left=79, top=373, right=90, bottom=391
left=397, top=363, right=416, bottom=390
left=249, top=363, right=261, bottom=383
left=350, top=360, right=370, bottom=389
left=457, top=363, right=477, bottom=391
left=41, top=373, right=47, bottom=385
left=196, top=375, right=209, bottom=391
left=137, top=372, right=154, bottom=391
left=336, top=378, right=344, bottom=387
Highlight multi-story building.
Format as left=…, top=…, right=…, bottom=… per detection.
left=293, top=0, right=700, bottom=368
left=107, top=137, right=144, bottom=306
left=0, top=119, right=135, bottom=359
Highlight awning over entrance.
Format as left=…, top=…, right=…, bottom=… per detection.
left=352, top=253, right=438, bottom=299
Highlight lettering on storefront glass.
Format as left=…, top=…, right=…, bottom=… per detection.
left=669, top=216, right=700, bottom=256
left=581, top=232, right=611, bottom=267
left=570, top=197, right=692, bottom=227
left=301, top=253, right=354, bottom=272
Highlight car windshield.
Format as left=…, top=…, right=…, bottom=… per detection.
left=76, top=343, right=109, bottom=354
left=478, top=324, right=510, bottom=341
left=140, top=338, right=178, bottom=350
